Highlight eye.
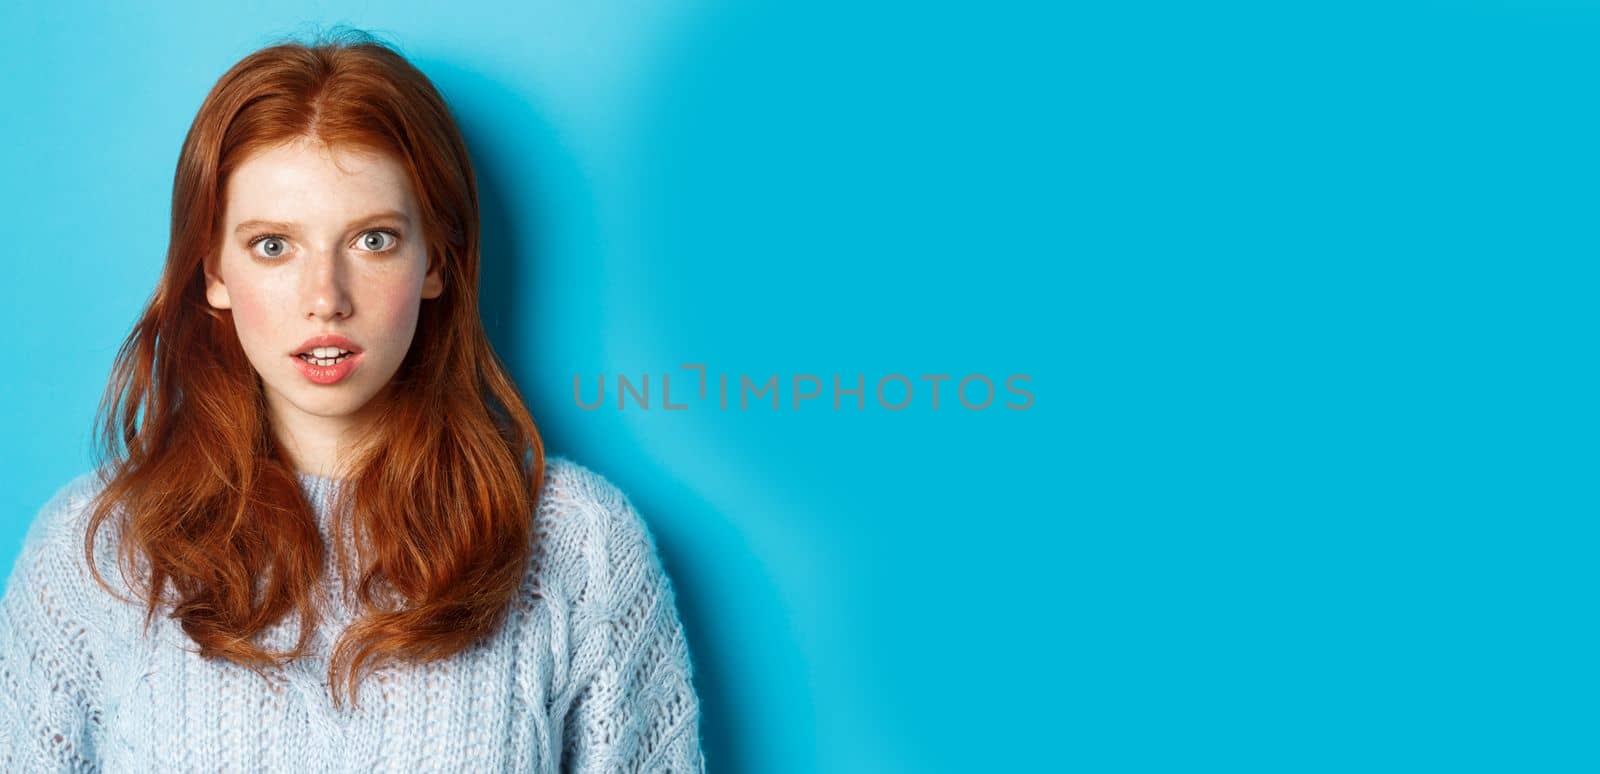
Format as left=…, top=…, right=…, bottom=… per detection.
left=357, top=230, right=399, bottom=252
left=248, top=234, right=291, bottom=260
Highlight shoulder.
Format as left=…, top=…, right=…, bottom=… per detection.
left=3, top=468, right=123, bottom=643
left=16, top=468, right=114, bottom=567
left=536, top=455, right=657, bottom=548
left=530, top=455, right=671, bottom=602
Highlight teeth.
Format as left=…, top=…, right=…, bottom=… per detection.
left=300, top=353, right=352, bottom=367
left=309, top=346, right=350, bottom=359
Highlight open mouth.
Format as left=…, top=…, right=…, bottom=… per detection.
left=290, top=336, right=364, bottom=384
left=290, top=348, right=363, bottom=385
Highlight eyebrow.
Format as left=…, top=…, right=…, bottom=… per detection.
left=233, top=210, right=412, bottom=236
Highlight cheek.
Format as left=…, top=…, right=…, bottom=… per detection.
left=371, top=288, right=425, bottom=346
left=227, top=290, right=279, bottom=346
left=369, top=270, right=426, bottom=313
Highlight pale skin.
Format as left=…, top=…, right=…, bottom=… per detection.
left=204, top=137, right=444, bottom=478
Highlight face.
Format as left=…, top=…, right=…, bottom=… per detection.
left=205, top=137, right=443, bottom=459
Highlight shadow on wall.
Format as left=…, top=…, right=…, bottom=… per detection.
left=419, top=52, right=804, bottom=772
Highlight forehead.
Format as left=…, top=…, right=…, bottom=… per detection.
left=222, top=138, right=417, bottom=222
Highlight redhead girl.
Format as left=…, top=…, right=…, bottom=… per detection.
left=0, top=30, right=704, bottom=772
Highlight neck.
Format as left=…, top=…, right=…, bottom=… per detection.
left=267, top=399, right=369, bottom=479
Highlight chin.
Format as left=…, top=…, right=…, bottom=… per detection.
left=271, top=383, right=369, bottom=415
left=301, top=392, right=374, bottom=415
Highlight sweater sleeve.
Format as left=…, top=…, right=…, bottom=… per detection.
left=559, top=469, right=705, bottom=773
left=0, top=473, right=109, bottom=772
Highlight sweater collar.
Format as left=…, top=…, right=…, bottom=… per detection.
left=294, top=470, right=350, bottom=535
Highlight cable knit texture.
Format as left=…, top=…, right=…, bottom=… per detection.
left=0, top=456, right=704, bottom=772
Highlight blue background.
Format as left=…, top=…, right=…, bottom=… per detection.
left=1, top=1, right=1594, bottom=771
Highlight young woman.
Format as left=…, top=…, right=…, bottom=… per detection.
left=0, top=31, right=704, bottom=772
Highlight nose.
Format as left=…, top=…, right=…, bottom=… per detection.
left=301, top=248, right=353, bottom=321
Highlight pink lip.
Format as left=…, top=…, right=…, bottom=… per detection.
left=291, top=350, right=363, bottom=385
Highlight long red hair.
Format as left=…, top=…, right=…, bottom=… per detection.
left=80, top=29, right=545, bottom=710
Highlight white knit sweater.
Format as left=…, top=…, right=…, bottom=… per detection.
left=0, top=456, right=705, bottom=772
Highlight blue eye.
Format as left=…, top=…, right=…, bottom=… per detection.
left=358, top=230, right=399, bottom=252
left=249, top=235, right=290, bottom=260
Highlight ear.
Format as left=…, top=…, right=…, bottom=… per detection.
left=204, top=257, right=232, bottom=310
left=421, top=263, right=444, bottom=299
